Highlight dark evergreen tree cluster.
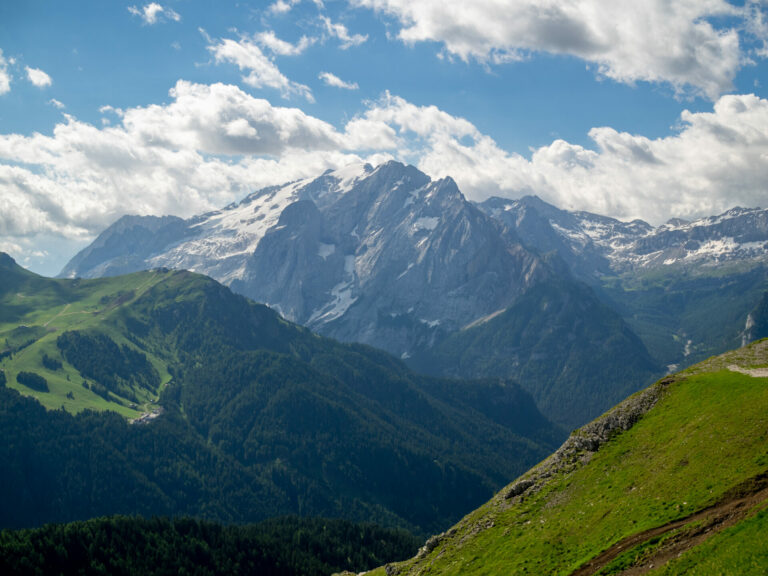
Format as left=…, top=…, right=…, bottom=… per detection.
left=16, top=371, right=48, bottom=393
left=41, top=354, right=62, bottom=371
left=57, top=331, right=160, bottom=398
left=0, top=515, right=420, bottom=576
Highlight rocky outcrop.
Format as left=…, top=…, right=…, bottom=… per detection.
left=503, top=375, right=678, bottom=502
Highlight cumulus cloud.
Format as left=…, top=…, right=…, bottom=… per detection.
left=351, top=92, right=768, bottom=223
left=121, top=80, right=340, bottom=154
left=208, top=35, right=314, bottom=101
left=350, top=0, right=759, bottom=100
left=268, top=0, right=326, bottom=14
left=49, top=98, right=65, bottom=109
left=2, top=79, right=768, bottom=272
left=0, top=50, right=10, bottom=95
left=319, top=15, right=368, bottom=49
left=0, top=81, right=367, bottom=247
left=746, top=0, right=768, bottom=58
left=128, top=3, right=181, bottom=25
left=268, top=0, right=301, bottom=14
left=25, top=66, right=52, bottom=88
left=319, top=71, right=359, bottom=90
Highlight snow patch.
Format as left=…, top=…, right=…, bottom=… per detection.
left=318, top=243, right=335, bottom=260
left=307, top=255, right=357, bottom=325
left=413, top=217, right=439, bottom=232
left=324, top=163, right=372, bottom=198
left=397, top=261, right=416, bottom=280
left=404, top=184, right=427, bottom=208
left=150, top=179, right=306, bottom=281
left=684, top=237, right=738, bottom=260
left=550, top=221, right=589, bottom=248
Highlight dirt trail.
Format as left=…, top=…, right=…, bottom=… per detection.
left=569, top=473, right=768, bottom=576
left=43, top=303, right=70, bottom=326
left=728, top=364, right=768, bottom=378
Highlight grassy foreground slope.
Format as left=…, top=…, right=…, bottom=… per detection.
left=368, top=339, right=768, bottom=576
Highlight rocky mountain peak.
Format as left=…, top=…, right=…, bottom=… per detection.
left=62, top=162, right=546, bottom=357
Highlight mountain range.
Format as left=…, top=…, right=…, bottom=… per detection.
left=481, top=195, right=768, bottom=370
left=60, top=161, right=768, bottom=429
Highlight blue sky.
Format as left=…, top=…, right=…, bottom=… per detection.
left=1, top=0, right=768, bottom=275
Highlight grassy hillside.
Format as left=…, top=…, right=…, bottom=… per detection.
left=369, top=339, right=768, bottom=575
left=0, top=252, right=173, bottom=417
left=0, top=253, right=562, bottom=534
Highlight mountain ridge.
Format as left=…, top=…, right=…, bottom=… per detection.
left=479, top=194, right=768, bottom=371
left=59, top=161, right=547, bottom=357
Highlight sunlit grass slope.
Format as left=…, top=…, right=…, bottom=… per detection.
left=369, top=339, right=768, bottom=575
left=0, top=253, right=173, bottom=416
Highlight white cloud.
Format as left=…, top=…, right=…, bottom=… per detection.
left=208, top=36, right=314, bottom=101
left=268, top=0, right=300, bottom=14
left=49, top=98, right=65, bottom=109
left=350, top=0, right=760, bottom=100
left=0, top=81, right=364, bottom=247
left=256, top=30, right=315, bottom=56
left=747, top=0, right=768, bottom=58
left=352, top=92, right=768, bottom=224
left=0, top=50, right=10, bottom=95
left=2, top=79, right=768, bottom=271
left=25, top=66, right=52, bottom=88
left=319, top=15, right=368, bottom=49
left=128, top=3, right=181, bottom=25
left=319, top=71, right=359, bottom=90
left=121, top=80, right=340, bottom=154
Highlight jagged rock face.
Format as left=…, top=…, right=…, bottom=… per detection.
left=62, top=162, right=545, bottom=356
left=480, top=196, right=768, bottom=279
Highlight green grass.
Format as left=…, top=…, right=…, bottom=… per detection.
left=0, top=269, right=172, bottom=416
left=373, top=362, right=768, bottom=575
left=653, top=506, right=768, bottom=575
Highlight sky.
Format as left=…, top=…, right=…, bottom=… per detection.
left=1, top=0, right=768, bottom=276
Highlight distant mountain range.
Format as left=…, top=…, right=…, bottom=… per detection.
left=60, top=161, right=768, bottom=427
left=481, top=195, right=768, bottom=278
left=61, top=162, right=545, bottom=357
left=481, top=195, right=768, bottom=370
